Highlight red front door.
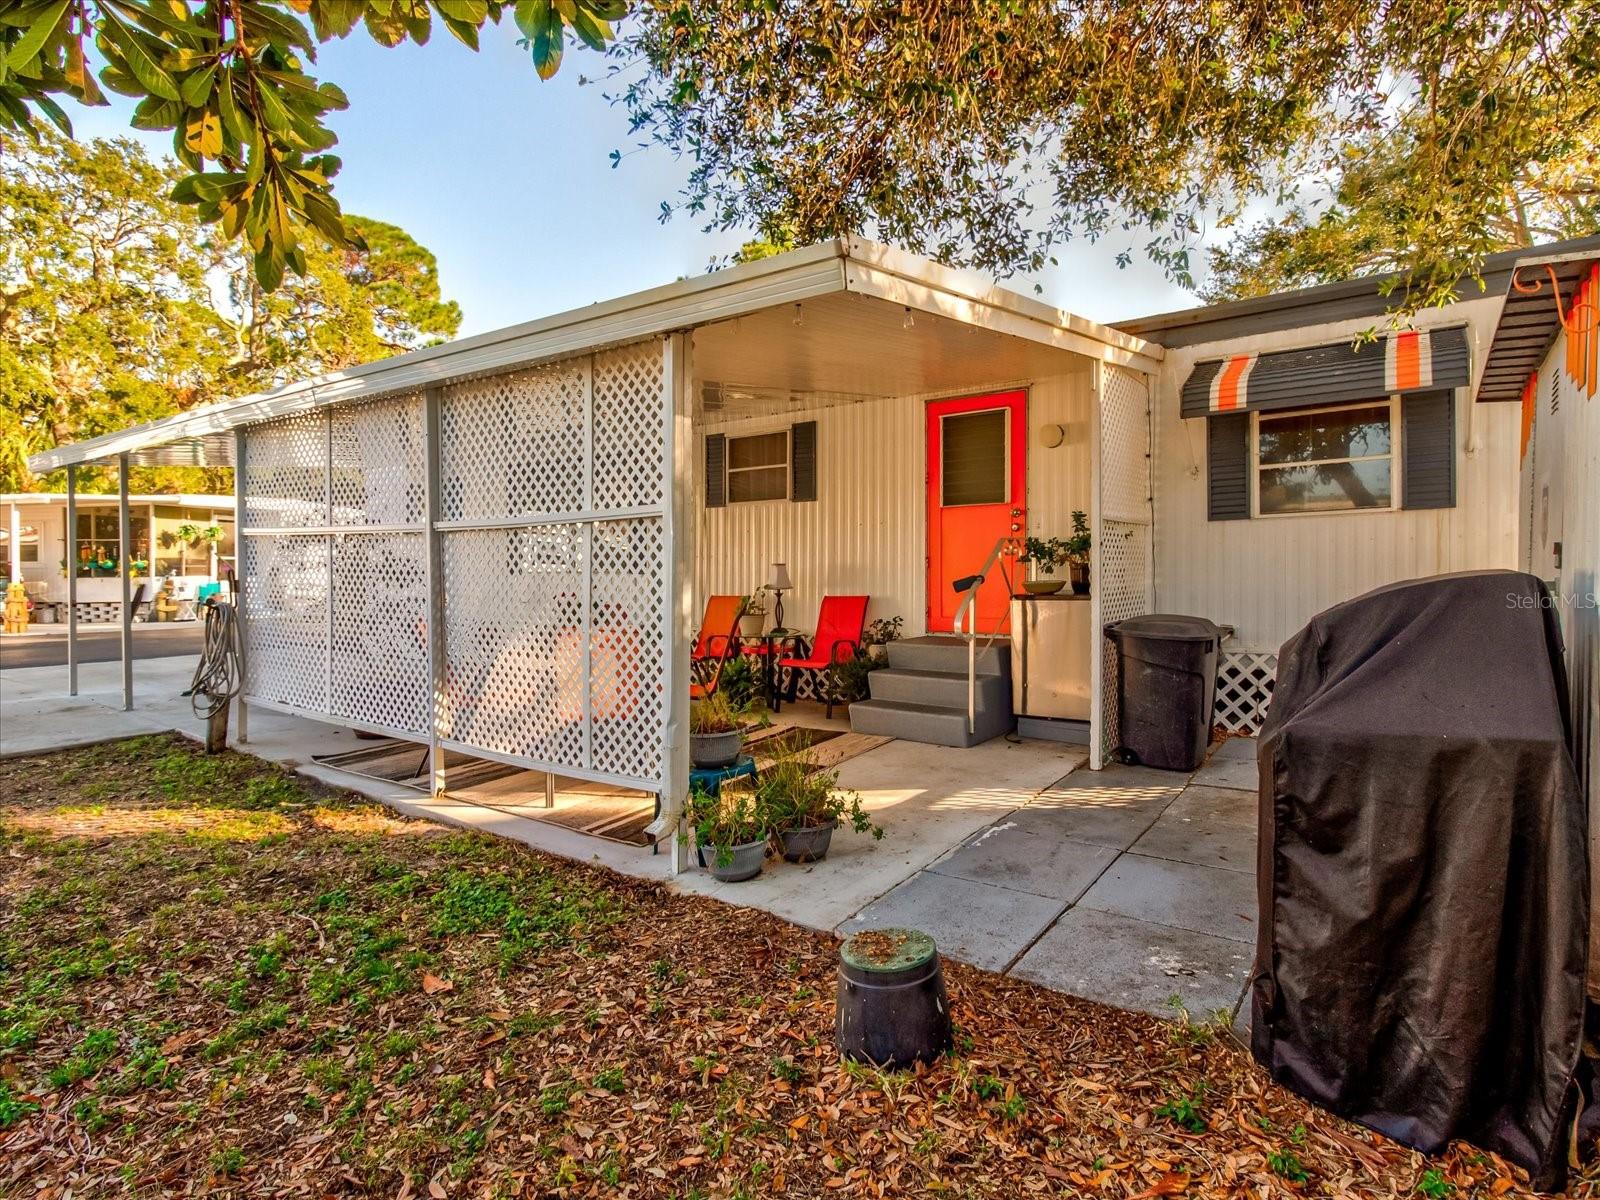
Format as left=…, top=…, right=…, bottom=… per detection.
left=926, top=391, right=1026, bottom=635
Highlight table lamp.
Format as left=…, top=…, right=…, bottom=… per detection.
left=766, top=562, right=793, bottom=630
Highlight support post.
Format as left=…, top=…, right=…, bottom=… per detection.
left=117, top=453, right=133, bottom=712
left=233, top=430, right=248, bottom=743
left=658, top=332, right=696, bottom=874
left=66, top=466, right=79, bottom=695
left=6, top=500, right=19, bottom=585
left=1087, top=361, right=1105, bottom=770
left=422, top=387, right=446, bottom=795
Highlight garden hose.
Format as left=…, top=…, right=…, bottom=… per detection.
left=186, top=599, right=243, bottom=721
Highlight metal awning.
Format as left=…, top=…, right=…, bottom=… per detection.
left=27, top=238, right=1162, bottom=475
left=1477, top=249, right=1600, bottom=402
left=1180, top=325, right=1470, bottom=418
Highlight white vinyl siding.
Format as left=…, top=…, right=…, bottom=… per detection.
left=1151, top=296, right=1518, bottom=652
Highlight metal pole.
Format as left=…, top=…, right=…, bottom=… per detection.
left=422, top=387, right=446, bottom=795
left=1087, top=361, right=1105, bottom=770
left=117, top=453, right=132, bottom=712
left=233, top=430, right=248, bottom=743
left=660, top=332, right=695, bottom=875
left=6, top=500, right=20, bottom=583
left=66, top=466, right=79, bottom=695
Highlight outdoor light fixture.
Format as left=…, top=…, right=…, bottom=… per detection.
left=902, top=306, right=915, bottom=329
left=792, top=302, right=804, bottom=327
left=766, top=562, right=793, bottom=630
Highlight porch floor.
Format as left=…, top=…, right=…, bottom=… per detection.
left=1, top=658, right=1257, bottom=1024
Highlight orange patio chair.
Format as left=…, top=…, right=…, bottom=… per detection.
left=691, top=594, right=744, bottom=700
left=778, top=595, right=869, bottom=718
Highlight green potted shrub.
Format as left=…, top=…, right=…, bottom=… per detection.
left=1064, top=510, right=1092, bottom=595
left=685, top=784, right=769, bottom=881
left=758, top=755, right=882, bottom=863
left=689, top=691, right=747, bottom=768
left=1017, top=536, right=1070, bottom=594
left=714, top=653, right=762, bottom=713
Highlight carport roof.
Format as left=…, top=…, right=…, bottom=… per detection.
left=26, top=237, right=1161, bottom=475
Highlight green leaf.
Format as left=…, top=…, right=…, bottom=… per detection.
left=305, top=0, right=363, bottom=41
left=96, top=17, right=181, bottom=101
left=236, top=2, right=316, bottom=51
left=440, top=14, right=480, bottom=49
left=178, top=62, right=216, bottom=107
left=6, top=0, right=69, bottom=72
left=31, top=91, right=72, bottom=136
left=129, top=93, right=180, bottom=130
left=97, top=61, right=146, bottom=98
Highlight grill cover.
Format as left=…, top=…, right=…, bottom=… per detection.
left=1252, top=571, right=1588, bottom=1187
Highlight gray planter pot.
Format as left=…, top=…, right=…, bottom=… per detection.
left=777, top=820, right=837, bottom=863
left=703, top=837, right=767, bottom=882
left=690, top=729, right=744, bottom=769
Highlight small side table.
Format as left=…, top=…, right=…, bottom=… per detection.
left=741, top=628, right=807, bottom=711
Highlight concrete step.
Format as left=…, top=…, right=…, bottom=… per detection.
left=869, top=667, right=1010, bottom=711
left=887, top=635, right=1010, bottom=676
left=849, top=698, right=1015, bottom=748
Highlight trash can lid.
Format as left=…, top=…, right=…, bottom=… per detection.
left=1106, top=613, right=1225, bottom=642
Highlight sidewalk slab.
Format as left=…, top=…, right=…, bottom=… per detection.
left=1078, top=853, right=1258, bottom=944
left=838, top=872, right=1068, bottom=973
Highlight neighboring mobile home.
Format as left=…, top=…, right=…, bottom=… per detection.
left=25, top=236, right=1597, bottom=871
left=2, top=492, right=236, bottom=622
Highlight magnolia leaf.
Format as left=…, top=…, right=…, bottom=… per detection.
left=236, top=2, right=316, bottom=51
left=215, top=70, right=251, bottom=142
left=253, top=243, right=285, bottom=290
left=178, top=62, right=215, bottom=107
left=129, top=92, right=180, bottom=130
left=96, top=60, right=145, bottom=98
left=97, top=21, right=180, bottom=100
left=567, top=9, right=610, bottom=53
left=305, top=0, right=363, bottom=41
left=5, top=0, right=69, bottom=72
left=440, top=14, right=479, bottom=50
left=183, top=108, right=222, bottom=156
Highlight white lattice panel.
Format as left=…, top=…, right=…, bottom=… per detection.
left=242, top=534, right=329, bottom=712
left=331, top=395, right=425, bottom=526
left=1215, top=650, right=1278, bottom=733
left=440, top=525, right=587, bottom=767
left=1098, top=521, right=1152, bottom=758
left=439, top=361, right=586, bottom=522
left=1099, top=366, right=1151, bottom=523
left=1095, top=366, right=1153, bottom=762
left=593, top=342, right=666, bottom=511
left=243, top=412, right=327, bottom=529
left=330, top=533, right=429, bottom=733
left=590, top=517, right=666, bottom=782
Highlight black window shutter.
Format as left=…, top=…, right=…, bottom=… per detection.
left=1207, top=413, right=1250, bottom=521
left=1401, top=390, right=1456, bottom=510
left=790, top=421, right=817, bottom=503
left=704, top=434, right=726, bottom=508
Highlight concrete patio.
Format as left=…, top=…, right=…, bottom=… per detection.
left=2, top=654, right=1260, bottom=1025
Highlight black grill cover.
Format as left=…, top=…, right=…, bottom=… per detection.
left=1251, top=571, right=1588, bottom=1187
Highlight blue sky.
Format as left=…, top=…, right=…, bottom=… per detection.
left=68, top=23, right=1201, bottom=337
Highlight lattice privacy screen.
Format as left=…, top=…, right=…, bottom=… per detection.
left=1092, top=365, right=1154, bottom=765
left=241, top=394, right=430, bottom=736
left=240, top=341, right=672, bottom=795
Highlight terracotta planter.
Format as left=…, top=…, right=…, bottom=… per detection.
left=777, top=820, right=837, bottom=863
left=702, top=837, right=767, bottom=882
left=690, top=729, right=744, bottom=768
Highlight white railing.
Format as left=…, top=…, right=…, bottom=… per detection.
left=950, top=535, right=1023, bottom=733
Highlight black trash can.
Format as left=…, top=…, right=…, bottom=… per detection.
left=1105, top=614, right=1224, bottom=771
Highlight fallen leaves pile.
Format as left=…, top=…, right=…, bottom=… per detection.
left=0, top=734, right=1586, bottom=1197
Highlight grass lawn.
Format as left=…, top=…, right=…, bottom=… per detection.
left=0, top=734, right=1571, bottom=1197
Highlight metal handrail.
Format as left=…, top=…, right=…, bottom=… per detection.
left=951, top=535, right=1022, bottom=733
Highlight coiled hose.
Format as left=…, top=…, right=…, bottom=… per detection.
left=187, top=599, right=243, bottom=720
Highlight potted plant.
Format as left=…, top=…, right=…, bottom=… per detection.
left=690, top=691, right=747, bottom=768
left=685, top=784, right=769, bottom=881
left=862, top=615, right=903, bottom=661
left=738, top=591, right=767, bottom=638
left=1064, top=510, right=1091, bottom=595
left=1017, top=536, right=1070, bottom=594
left=758, top=756, right=882, bottom=863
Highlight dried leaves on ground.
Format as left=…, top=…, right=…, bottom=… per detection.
left=0, top=734, right=1585, bottom=1197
